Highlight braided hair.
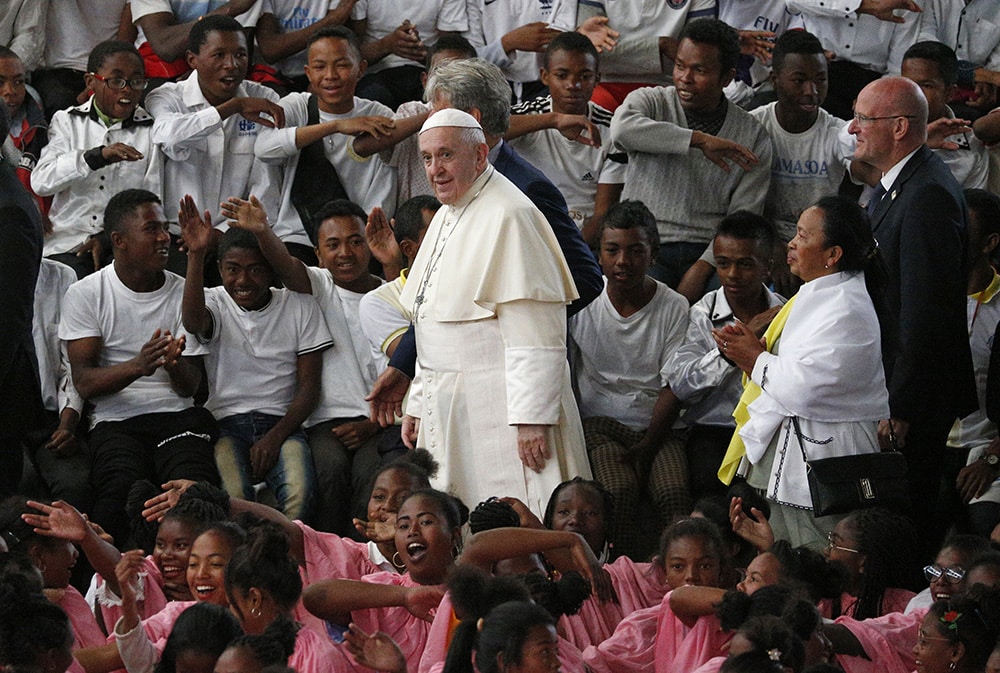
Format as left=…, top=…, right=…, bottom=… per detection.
left=841, top=508, right=917, bottom=619
left=542, top=478, right=615, bottom=558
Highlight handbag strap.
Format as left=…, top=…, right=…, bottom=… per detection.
left=791, top=417, right=810, bottom=465
left=793, top=416, right=898, bottom=463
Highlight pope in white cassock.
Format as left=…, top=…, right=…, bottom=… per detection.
left=399, top=109, right=591, bottom=515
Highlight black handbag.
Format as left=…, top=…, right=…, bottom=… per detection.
left=792, top=418, right=911, bottom=517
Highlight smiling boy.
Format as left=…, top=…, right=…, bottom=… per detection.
left=179, top=195, right=333, bottom=521
left=32, top=41, right=159, bottom=279
left=506, top=31, right=625, bottom=246
left=59, top=189, right=220, bottom=545
left=255, top=26, right=397, bottom=259
left=221, top=195, right=395, bottom=535
left=144, top=14, right=284, bottom=261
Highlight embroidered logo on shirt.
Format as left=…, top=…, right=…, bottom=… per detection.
left=238, top=118, right=257, bottom=135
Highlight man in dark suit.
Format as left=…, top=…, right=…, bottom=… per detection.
left=368, top=58, right=603, bottom=425
left=850, top=76, right=977, bottom=552
left=0, top=106, right=44, bottom=497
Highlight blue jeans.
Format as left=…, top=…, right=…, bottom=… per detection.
left=215, top=412, right=316, bottom=521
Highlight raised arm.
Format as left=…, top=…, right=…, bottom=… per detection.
left=221, top=196, right=312, bottom=293
left=22, top=500, right=122, bottom=594
left=178, top=196, right=215, bottom=338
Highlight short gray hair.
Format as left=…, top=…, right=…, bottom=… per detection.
left=424, top=58, right=511, bottom=136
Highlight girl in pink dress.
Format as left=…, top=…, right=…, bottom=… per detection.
left=413, top=515, right=609, bottom=673
left=141, top=452, right=439, bottom=636
left=820, top=509, right=918, bottom=620
left=504, top=478, right=670, bottom=649
left=911, top=588, right=1000, bottom=673
left=824, top=554, right=1000, bottom=673
left=583, top=516, right=732, bottom=673
left=2, top=497, right=111, bottom=670
left=303, top=489, right=468, bottom=673
left=73, top=521, right=247, bottom=673
left=225, top=519, right=342, bottom=673
left=95, top=488, right=229, bottom=630
left=730, top=497, right=919, bottom=620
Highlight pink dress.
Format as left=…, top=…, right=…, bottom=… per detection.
left=95, top=555, right=169, bottom=633
left=819, top=588, right=916, bottom=619
left=333, top=571, right=442, bottom=673
left=120, top=600, right=343, bottom=673
left=833, top=607, right=925, bottom=673
left=289, top=625, right=343, bottom=673
left=559, top=556, right=668, bottom=649
left=292, top=521, right=393, bottom=637
left=418, top=593, right=585, bottom=673
left=55, top=585, right=112, bottom=673
left=691, top=655, right=727, bottom=673
left=582, top=605, right=660, bottom=673
left=653, top=592, right=731, bottom=673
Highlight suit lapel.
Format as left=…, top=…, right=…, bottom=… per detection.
left=870, top=145, right=931, bottom=232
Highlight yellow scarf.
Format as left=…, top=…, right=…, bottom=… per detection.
left=717, top=294, right=798, bottom=485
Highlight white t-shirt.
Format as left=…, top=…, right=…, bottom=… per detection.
left=254, top=93, right=398, bottom=245
left=508, top=97, right=626, bottom=228
left=465, top=0, right=577, bottom=85
left=305, top=266, right=382, bottom=425
left=551, top=0, right=717, bottom=85
left=44, top=0, right=127, bottom=71
left=336, top=284, right=387, bottom=381
left=569, top=280, right=689, bottom=430
left=200, top=287, right=333, bottom=419
left=352, top=0, right=468, bottom=75
left=59, top=265, right=207, bottom=427
left=359, top=275, right=409, bottom=358
left=751, top=102, right=853, bottom=242
left=319, top=100, right=398, bottom=215
left=132, top=0, right=263, bottom=47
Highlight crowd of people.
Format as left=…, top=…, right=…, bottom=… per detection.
left=6, top=0, right=1000, bottom=672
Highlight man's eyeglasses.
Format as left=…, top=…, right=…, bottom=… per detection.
left=826, top=531, right=860, bottom=554
left=89, top=73, right=149, bottom=91
left=852, top=112, right=917, bottom=125
left=924, top=564, right=966, bottom=584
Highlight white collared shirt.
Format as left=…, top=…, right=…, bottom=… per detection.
left=145, top=71, right=282, bottom=232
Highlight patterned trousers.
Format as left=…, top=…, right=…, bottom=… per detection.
left=584, top=416, right=692, bottom=560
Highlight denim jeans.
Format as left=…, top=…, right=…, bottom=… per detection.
left=215, top=412, right=316, bottom=521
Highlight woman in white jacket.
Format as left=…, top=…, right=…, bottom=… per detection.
left=714, top=195, right=892, bottom=550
